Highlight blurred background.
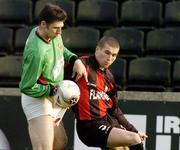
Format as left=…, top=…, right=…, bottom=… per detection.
left=1, top=0, right=180, bottom=149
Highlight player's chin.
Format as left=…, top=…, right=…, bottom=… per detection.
left=51, top=35, right=58, bottom=39
left=104, top=64, right=110, bottom=69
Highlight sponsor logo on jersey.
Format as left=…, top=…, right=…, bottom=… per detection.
left=89, top=89, right=110, bottom=101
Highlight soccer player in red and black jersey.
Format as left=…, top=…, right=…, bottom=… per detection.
left=65, top=36, right=147, bottom=150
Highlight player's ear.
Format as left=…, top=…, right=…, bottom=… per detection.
left=40, top=21, right=47, bottom=28
left=95, top=46, right=99, bottom=52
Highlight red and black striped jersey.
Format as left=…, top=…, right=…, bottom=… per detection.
left=67, top=56, right=138, bottom=132
left=72, top=56, right=114, bottom=120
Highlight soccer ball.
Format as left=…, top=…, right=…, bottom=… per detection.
left=54, top=80, right=80, bottom=108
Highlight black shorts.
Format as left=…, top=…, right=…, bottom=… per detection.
left=76, top=114, right=123, bottom=148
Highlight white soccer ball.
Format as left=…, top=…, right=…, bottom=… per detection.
left=54, top=80, right=80, bottom=108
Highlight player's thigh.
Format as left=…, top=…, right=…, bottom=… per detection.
left=107, top=127, right=141, bottom=147
left=109, top=146, right=129, bottom=150
left=28, top=115, right=54, bottom=147
left=53, top=121, right=68, bottom=148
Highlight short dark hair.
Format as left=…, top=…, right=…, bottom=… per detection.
left=97, top=36, right=120, bottom=49
left=38, top=3, right=67, bottom=25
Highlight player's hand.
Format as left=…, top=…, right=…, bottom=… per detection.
left=138, top=131, right=148, bottom=141
left=72, top=59, right=88, bottom=82
left=48, top=85, right=59, bottom=107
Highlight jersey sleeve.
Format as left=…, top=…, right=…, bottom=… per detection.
left=19, top=51, right=51, bottom=98
left=109, top=95, right=138, bottom=133
left=63, top=46, right=78, bottom=63
left=107, top=70, right=138, bottom=133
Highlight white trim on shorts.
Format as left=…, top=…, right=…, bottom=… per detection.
left=21, top=93, right=60, bottom=121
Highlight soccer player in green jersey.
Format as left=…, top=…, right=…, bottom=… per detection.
left=19, top=3, right=87, bottom=150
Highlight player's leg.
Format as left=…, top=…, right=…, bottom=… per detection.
left=21, top=94, right=56, bottom=150
left=109, top=147, right=129, bottom=150
left=101, top=146, right=129, bottom=150
left=110, top=147, right=129, bottom=150
left=76, top=119, right=141, bottom=149
left=129, top=143, right=144, bottom=150
left=28, top=115, right=54, bottom=150
left=53, top=121, right=68, bottom=150
left=107, top=127, right=141, bottom=147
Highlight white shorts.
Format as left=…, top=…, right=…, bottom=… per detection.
left=21, top=94, right=62, bottom=122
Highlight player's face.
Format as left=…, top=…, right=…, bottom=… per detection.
left=45, top=21, right=64, bottom=40
left=95, top=43, right=119, bottom=69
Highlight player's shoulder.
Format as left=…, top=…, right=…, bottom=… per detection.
left=79, top=55, right=91, bottom=60
left=79, top=55, right=91, bottom=64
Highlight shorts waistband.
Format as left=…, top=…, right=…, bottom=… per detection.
left=76, top=115, right=107, bottom=123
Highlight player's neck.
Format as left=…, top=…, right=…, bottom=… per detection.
left=37, top=27, right=51, bottom=43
